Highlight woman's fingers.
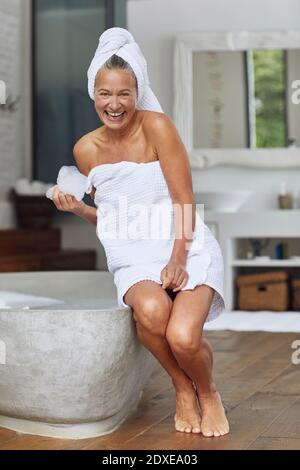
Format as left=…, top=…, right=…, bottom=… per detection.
left=161, top=263, right=190, bottom=291
left=57, top=191, right=69, bottom=210
left=65, top=194, right=77, bottom=209
left=52, top=186, right=62, bottom=210
left=65, top=194, right=73, bottom=204
left=172, top=266, right=183, bottom=286
left=162, top=266, right=182, bottom=290
left=167, top=266, right=188, bottom=291
left=51, top=185, right=59, bottom=200
left=172, top=272, right=186, bottom=291
left=161, top=268, right=169, bottom=288
left=52, top=186, right=79, bottom=212
left=172, top=274, right=189, bottom=292
left=161, top=267, right=173, bottom=289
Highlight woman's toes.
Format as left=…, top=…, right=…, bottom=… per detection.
left=222, top=426, right=230, bottom=435
left=202, top=427, right=214, bottom=437
left=192, top=427, right=201, bottom=434
left=220, top=423, right=229, bottom=434
left=184, top=426, right=192, bottom=433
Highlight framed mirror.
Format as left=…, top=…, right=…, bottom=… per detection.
left=173, top=31, right=300, bottom=168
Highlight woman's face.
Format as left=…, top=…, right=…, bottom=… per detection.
left=94, top=69, right=138, bottom=130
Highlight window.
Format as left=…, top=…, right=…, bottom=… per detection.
left=33, top=0, right=126, bottom=182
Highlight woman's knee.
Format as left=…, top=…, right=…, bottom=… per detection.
left=166, top=323, right=203, bottom=356
left=134, top=295, right=172, bottom=337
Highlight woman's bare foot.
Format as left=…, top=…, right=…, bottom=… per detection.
left=173, top=380, right=201, bottom=434
left=198, top=389, right=230, bottom=437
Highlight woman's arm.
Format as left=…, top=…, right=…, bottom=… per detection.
left=72, top=136, right=99, bottom=226
left=149, top=113, right=196, bottom=266
left=51, top=136, right=99, bottom=224
left=73, top=202, right=97, bottom=226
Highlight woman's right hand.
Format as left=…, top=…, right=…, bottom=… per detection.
left=52, top=185, right=85, bottom=215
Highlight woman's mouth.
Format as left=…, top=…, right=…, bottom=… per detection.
left=104, top=111, right=126, bottom=121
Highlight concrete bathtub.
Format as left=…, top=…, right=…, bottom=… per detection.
left=0, top=271, right=155, bottom=439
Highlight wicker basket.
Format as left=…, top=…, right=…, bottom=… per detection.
left=291, top=279, right=300, bottom=311
left=236, top=271, right=290, bottom=311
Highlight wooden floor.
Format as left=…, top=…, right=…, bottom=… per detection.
left=0, top=331, right=300, bottom=450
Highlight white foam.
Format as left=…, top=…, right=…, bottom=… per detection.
left=0, top=291, right=64, bottom=310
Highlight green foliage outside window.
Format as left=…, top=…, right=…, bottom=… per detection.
left=253, top=49, right=286, bottom=148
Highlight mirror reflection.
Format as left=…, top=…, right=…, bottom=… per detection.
left=192, top=49, right=300, bottom=149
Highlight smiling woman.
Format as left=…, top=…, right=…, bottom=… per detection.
left=50, top=27, right=229, bottom=438
left=94, top=57, right=138, bottom=127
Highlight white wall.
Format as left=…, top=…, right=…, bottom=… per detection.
left=128, top=0, right=300, bottom=115
left=128, top=0, right=300, bottom=197
left=0, top=0, right=22, bottom=226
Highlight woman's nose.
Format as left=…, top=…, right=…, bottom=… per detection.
left=109, top=96, right=121, bottom=110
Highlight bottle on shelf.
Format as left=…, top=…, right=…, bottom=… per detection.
left=275, top=241, right=289, bottom=259
left=278, top=181, right=292, bottom=210
left=292, top=188, right=300, bottom=210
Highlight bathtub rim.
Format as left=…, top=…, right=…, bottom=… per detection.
left=0, top=270, right=130, bottom=312
left=0, top=306, right=131, bottom=313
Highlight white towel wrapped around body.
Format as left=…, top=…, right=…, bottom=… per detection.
left=44, top=27, right=225, bottom=327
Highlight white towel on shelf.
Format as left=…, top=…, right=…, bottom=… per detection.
left=87, top=27, right=163, bottom=112
left=45, top=166, right=91, bottom=202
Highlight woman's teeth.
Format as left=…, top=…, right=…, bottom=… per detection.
left=105, top=111, right=125, bottom=119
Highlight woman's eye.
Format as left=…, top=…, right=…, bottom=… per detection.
left=99, top=92, right=130, bottom=97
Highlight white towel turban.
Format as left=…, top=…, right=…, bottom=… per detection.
left=87, top=27, right=163, bottom=113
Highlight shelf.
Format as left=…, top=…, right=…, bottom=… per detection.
left=232, top=259, right=300, bottom=267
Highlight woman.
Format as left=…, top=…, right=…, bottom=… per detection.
left=52, top=28, right=229, bottom=437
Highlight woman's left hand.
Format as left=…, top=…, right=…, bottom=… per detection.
left=160, top=260, right=189, bottom=292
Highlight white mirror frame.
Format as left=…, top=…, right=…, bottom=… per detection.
left=173, top=31, right=300, bottom=168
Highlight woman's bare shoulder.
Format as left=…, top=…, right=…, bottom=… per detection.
left=73, top=130, right=102, bottom=176
left=141, top=110, right=173, bottom=131
left=141, top=110, right=174, bottom=140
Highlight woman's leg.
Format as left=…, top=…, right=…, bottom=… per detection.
left=166, top=285, right=229, bottom=437
left=124, top=280, right=201, bottom=433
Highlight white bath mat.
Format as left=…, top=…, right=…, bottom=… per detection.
left=204, top=311, right=300, bottom=333
left=0, top=291, right=65, bottom=310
